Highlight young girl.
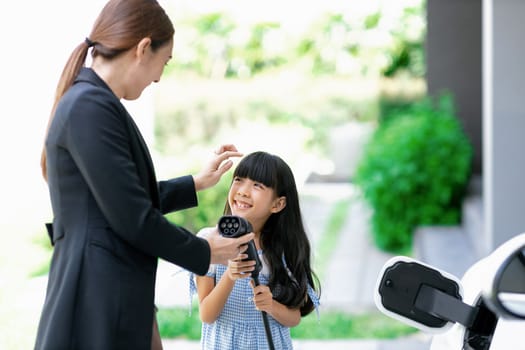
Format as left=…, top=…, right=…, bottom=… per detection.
left=192, top=151, right=321, bottom=350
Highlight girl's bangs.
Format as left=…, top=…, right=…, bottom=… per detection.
left=234, top=152, right=278, bottom=188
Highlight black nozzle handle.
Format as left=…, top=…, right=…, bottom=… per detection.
left=218, top=215, right=261, bottom=277
left=245, top=240, right=262, bottom=279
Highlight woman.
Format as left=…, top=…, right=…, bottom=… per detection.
left=35, top=0, right=253, bottom=349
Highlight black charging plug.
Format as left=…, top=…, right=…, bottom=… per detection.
left=218, top=215, right=262, bottom=279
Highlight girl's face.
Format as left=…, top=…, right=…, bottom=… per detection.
left=228, top=176, right=286, bottom=232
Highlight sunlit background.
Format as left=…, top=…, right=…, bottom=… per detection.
left=0, top=1, right=436, bottom=348
left=0, top=0, right=424, bottom=219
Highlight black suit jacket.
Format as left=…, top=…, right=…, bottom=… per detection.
left=35, top=68, right=210, bottom=349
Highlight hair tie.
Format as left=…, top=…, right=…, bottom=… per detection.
left=85, top=37, right=95, bottom=48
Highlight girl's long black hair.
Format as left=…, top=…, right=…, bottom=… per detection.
left=224, top=151, right=321, bottom=316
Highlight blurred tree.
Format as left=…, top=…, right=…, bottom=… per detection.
left=165, top=1, right=426, bottom=80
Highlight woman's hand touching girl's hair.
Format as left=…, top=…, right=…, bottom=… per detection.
left=193, top=144, right=243, bottom=191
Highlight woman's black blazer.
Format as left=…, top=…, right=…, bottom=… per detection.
left=35, top=68, right=210, bottom=350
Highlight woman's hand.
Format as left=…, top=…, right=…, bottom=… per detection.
left=226, top=254, right=256, bottom=281
left=205, top=228, right=255, bottom=265
left=252, top=283, right=274, bottom=313
left=193, top=144, right=242, bottom=191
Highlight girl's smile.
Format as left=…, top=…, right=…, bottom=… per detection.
left=233, top=198, right=252, bottom=210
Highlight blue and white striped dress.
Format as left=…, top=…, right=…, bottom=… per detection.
left=189, top=228, right=320, bottom=350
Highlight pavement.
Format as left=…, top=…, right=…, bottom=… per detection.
left=162, top=335, right=432, bottom=350
left=155, top=182, right=433, bottom=349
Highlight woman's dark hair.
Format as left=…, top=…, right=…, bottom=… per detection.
left=41, top=0, right=174, bottom=179
left=224, top=151, right=321, bottom=316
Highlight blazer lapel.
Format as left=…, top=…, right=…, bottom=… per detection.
left=74, top=68, right=161, bottom=207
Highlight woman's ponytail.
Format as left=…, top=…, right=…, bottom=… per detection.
left=40, top=40, right=91, bottom=181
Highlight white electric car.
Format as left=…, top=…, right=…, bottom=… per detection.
left=375, top=233, right=525, bottom=350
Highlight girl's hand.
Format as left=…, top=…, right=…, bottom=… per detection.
left=226, top=254, right=256, bottom=281
left=193, top=144, right=243, bottom=191
left=252, top=283, right=274, bottom=313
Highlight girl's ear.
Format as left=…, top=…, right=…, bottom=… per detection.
left=271, top=196, right=287, bottom=213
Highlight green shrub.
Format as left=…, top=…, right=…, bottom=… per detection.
left=166, top=175, right=232, bottom=233
left=290, top=309, right=418, bottom=339
left=158, top=306, right=418, bottom=340
left=157, top=305, right=202, bottom=340
left=354, top=93, right=472, bottom=253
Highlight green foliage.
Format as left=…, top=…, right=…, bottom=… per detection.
left=154, top=78, right=379, bottom=158
left=166, top=175, right=232, bottom=233
left=158, top=306, right=418, bottom=340
left=314, top=199, right=352, bottom=280
left=381, top=4, right=426, bottom=78
left=165, top=1, right=426, bottom=79
left=227, top=22, right=286, bottom=77
left=28, top=229, right=53, bottom=277
left=364, top=12, right=381, bottom=30
left=194, top=13, right=235, bottom=35
left=382, top=41, right=424, bottom=78
left=157, top=305, right=202, bottom=340
left=354, top=93, right=472, bottom=252
left=167, top=12, right=286, bottom=79
left=291, top=310, right=418, bottom=339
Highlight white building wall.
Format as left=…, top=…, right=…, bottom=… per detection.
left=483, top=0, right=525, bottom=251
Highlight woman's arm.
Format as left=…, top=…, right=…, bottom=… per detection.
left=61, top=91, right=211, bottom=274
left=252, top=284, right=301, bottom=327
left=158, top=176, right=198, bottom=214
left=158, top=144, right=241, bottom=214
